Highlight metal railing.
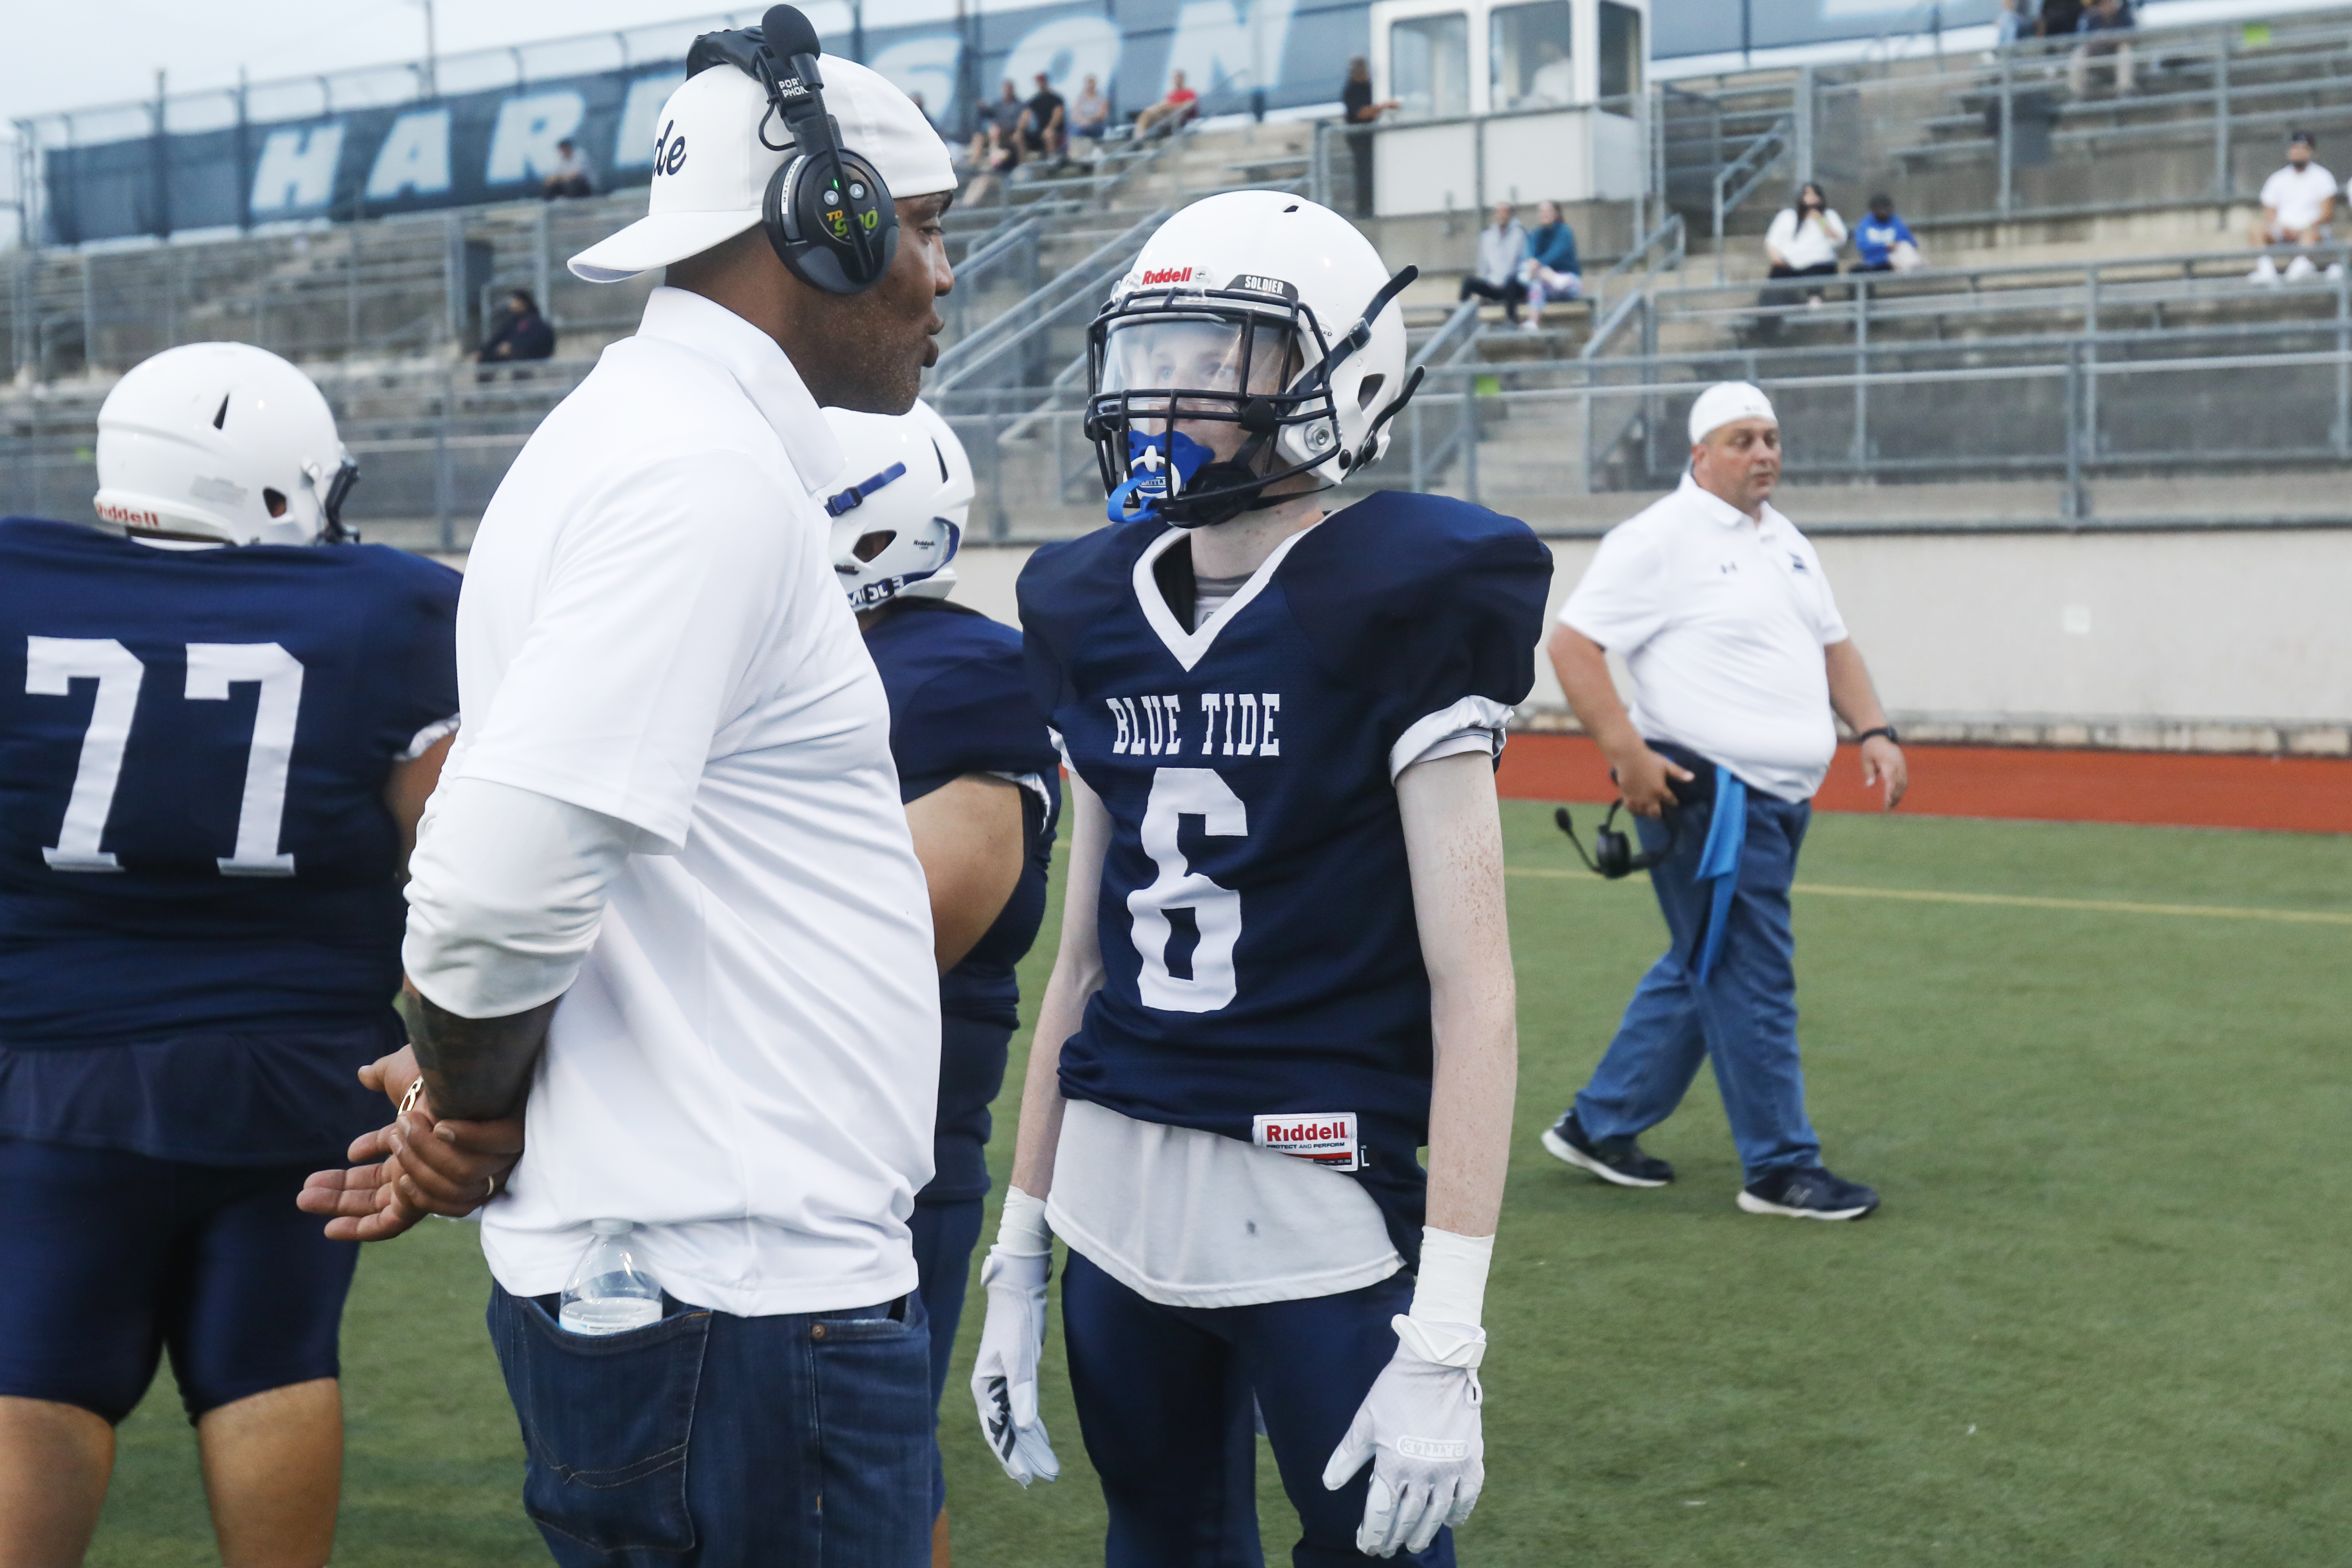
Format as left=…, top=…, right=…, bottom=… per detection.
left=1391, top=317, right=2352, bottom=521
left=1397, top=301, right=1486, bottom=495
left=1712, top=115, right=1793, bottom=283
left=1587, top=212, right=1686, bottom=319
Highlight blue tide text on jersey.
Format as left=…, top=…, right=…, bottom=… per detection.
left=0, top=518, right=459, bottom=1160
left=1018, top=491, right=1551, bottom=1249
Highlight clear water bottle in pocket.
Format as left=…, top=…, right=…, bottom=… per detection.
left=559, top=1219, right=663, bottom=1334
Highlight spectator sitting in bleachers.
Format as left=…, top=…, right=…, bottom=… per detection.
left=477, top=291, right=553, bottom=366
left=1995, top=0, right=2026, bottom=49
left=1852, top=194, right=1924, bottom=274
left=1019, top=72, right=1067, bottom=167
left=1518, top=201, right=1582, bottom=331
left=963, top=122, right=1020, bottom=206
left=1135, top=71, right=1199, bottom=139
left=542, top=139, right=595, bottom=200
left=1070, top=75, right=1110, bottom=150
left=1764, top=182, right=1846, bottom=309
left=2068, top=0, right=2136, bottom=97
left=2038, top=0, right=2084, bottom=39
left=2250, top=131, right=2342, bottom=284
left=1460, top=203, right=1529, bottom=323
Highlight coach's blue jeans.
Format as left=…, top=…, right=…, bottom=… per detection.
left=1574, top=789, right=1823, bottom=1180
left=486, top=1281, right=931, bottom=1568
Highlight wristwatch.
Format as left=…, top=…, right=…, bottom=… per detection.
left=1856, top=725, right=1900, bottom=745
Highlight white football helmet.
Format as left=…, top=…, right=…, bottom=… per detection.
left=1086, top=190, right=1418, bottom=528
left=820, top=399, right=974, bottom=610
left=93, top=342, right=358, bottom=547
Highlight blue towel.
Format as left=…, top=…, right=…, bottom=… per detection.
left=1692, top=766, right=1747, bottom=984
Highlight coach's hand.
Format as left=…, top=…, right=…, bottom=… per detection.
left=1322, top=1319, right=1486, bottom=1558
left=970, top=1188, right=1060, bottom=1487
left=1860, top=734, right=1908, bottom=811
left=1609, top=743, right=1694, bottom=821
left=299, top=1047, right=526, bottom=1242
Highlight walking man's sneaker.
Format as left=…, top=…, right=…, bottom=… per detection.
left=1541, top=1110, right=1674, bottom=1188
left=1738, top=1166, right=1880, bottom=1220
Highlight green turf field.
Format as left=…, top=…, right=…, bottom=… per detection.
left=86, top=804, right=2351, bottom=1567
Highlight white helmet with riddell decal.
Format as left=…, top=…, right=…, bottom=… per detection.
left=93, top=341, right=358, bottom=547
left=1085, top=190, right=1417, bottom=528
left=820, top=399, right=974, bottom=610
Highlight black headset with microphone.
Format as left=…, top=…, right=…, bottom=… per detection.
left=1554, top=801, right=1680, bottom=880
left=687, top=5, right=897, bottom=296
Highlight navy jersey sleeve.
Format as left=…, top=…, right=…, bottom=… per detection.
left=1283, top=492, right=1553, bottom=748
left=889, top=614, right=1060, bottom=803
left=1018, top=522, right=1157, bottom=728
left=367, top=546, right=462, bottom=758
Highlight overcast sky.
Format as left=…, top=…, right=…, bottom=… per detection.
left=2, top=1, right=747, bottom=123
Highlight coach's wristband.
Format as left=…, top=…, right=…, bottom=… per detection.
left=995, top=1186, right=1053, bottom=1257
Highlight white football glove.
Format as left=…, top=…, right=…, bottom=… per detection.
left=969, top=1188, right=1060, bottom=1487
left=1320, top=1316, right=1486, bottom=1558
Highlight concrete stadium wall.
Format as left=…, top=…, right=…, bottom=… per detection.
left=952, top=526, right=2352, bottom=745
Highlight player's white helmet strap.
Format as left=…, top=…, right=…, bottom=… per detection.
left=1087, top=192, right=1421, bottom=529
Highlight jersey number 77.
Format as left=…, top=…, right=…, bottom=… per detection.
left=26, top=635, right=306, bottom=876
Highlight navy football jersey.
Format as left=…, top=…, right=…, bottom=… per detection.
left=0, top=518, right=459, bottom=1156
left=865, top=597, right=1062, bottom=1206
left=864, top=597, right=1062, bottom=1029
left=1018, top=492, right=1551, bottom=1244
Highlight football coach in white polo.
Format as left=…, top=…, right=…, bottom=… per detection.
left=393, top=12, right=955, bottom=1563
left=1539, top=382, right=1907, bottom=1222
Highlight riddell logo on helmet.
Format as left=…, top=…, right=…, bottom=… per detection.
left=95, top=501, right=161, bottom=529
left=1138, top=266, right=1194, bottom=286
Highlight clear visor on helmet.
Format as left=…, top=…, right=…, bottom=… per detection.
left=1099, top=316, right=1301, bottom=421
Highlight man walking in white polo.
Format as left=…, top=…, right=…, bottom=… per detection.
left=366, top=18, right=960, bottom=1563
left=1539, top=383, right=1906, bottom=1221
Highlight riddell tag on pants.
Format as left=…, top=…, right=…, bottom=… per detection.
left=1252, top=1112, right=1362, bottom=1172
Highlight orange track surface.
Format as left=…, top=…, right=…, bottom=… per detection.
left=1496, top=734, right=2352, bottom=834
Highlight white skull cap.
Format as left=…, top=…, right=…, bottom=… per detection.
left=570, top=54, right=953, bottom=283
left=1688, top=381, right=1778, bottom=445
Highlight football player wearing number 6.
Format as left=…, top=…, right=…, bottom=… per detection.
left=974, top=191, right=1551, bottom=1564
left=0, top=342, right=460, bottom=1568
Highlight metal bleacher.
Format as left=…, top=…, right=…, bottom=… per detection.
left=19, top=9, right=2352, bottom=550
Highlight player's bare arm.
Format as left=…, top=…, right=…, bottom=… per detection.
left=383, top=730, right=453, bottom=872
left=1400, top=750, right=1519, bottom=1237
left=1823, top=638, right=1907, bottom=810
left=1008, top=766, right=1112, bottom=1203
left=1549, top=623, right=1694, bottom=818
left=907, top=773, right=1028, bottom=971
left=1316, top=749, right=1516, bottom=1555
left=968, top=765, right=1110, bottom=1488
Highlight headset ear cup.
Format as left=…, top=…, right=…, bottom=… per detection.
left=767, top=148, right=899, bottom=296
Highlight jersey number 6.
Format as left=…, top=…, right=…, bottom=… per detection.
left=26, top=636, right=306, bottom=877
left=1128, top=767, right=1246, bottom=1013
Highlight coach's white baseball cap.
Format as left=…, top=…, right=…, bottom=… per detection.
left=1688, top=381, right=1777, bottom=445
left=570, top=55, right=954, bottom=284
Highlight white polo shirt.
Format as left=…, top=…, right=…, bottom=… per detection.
left=2260, top=162, right=2338, bottom=232
left=438, top=285, right=940, bottom=1317
left=1561, top=473, right=1849, bottom=802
